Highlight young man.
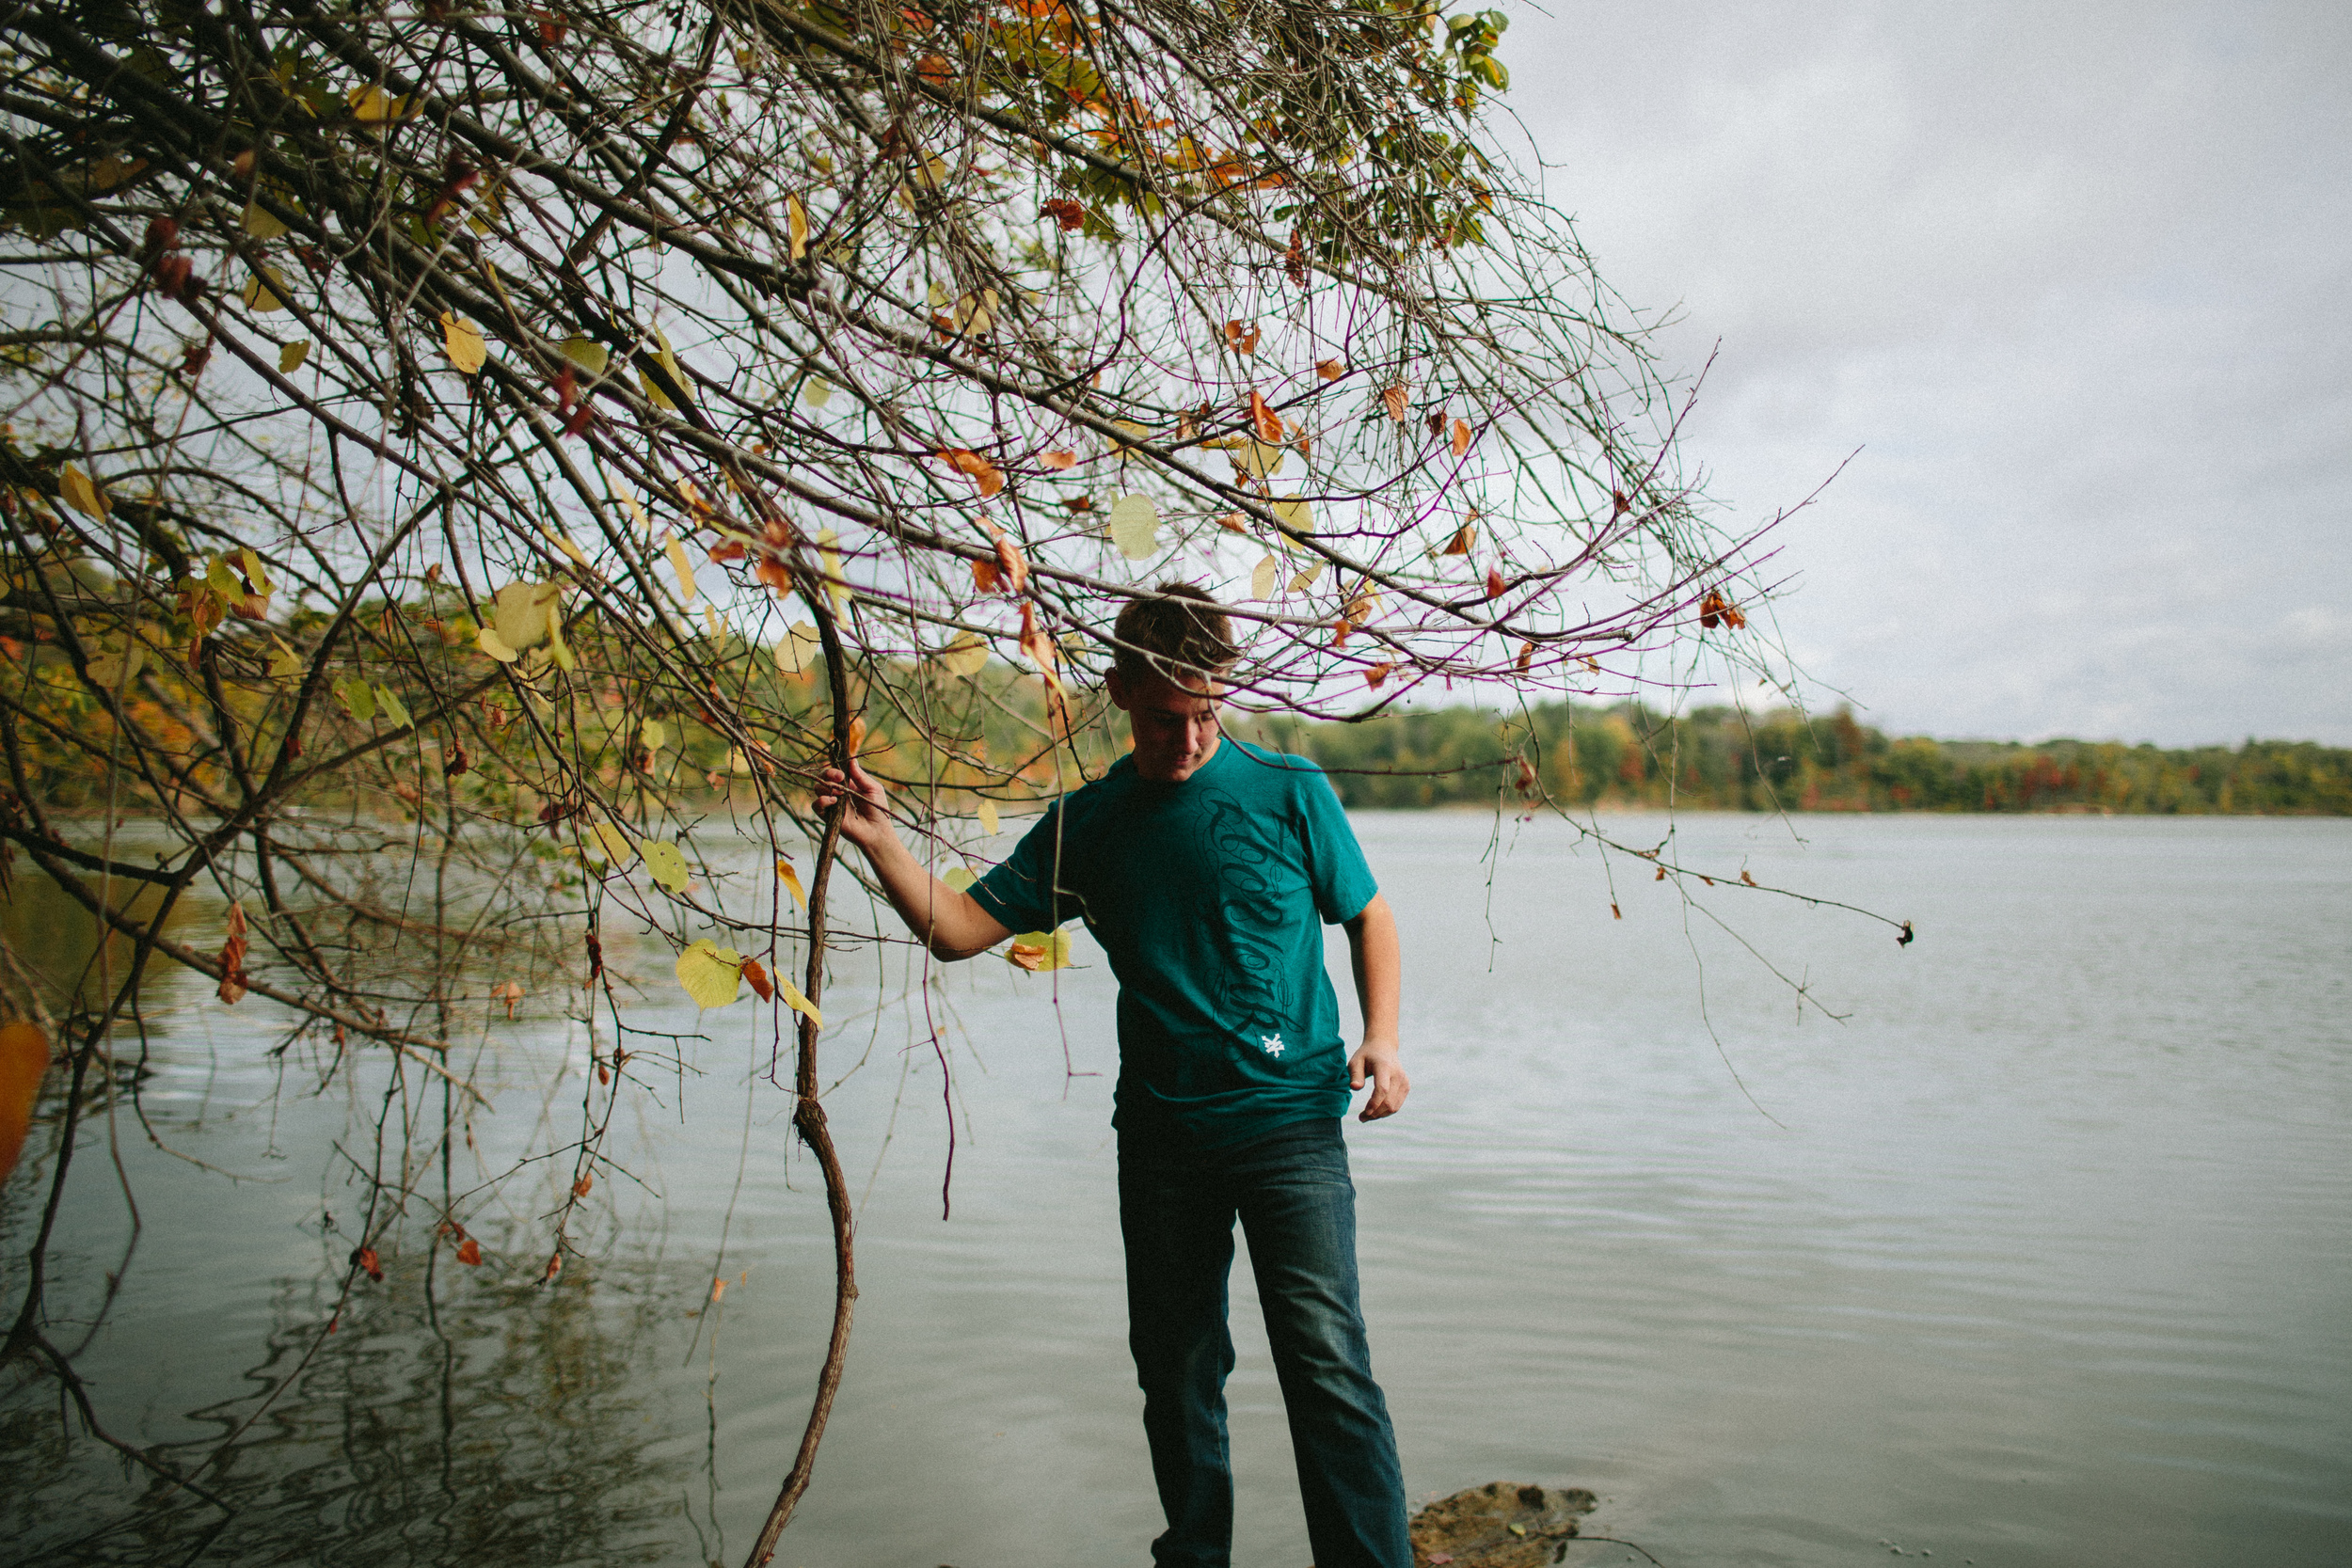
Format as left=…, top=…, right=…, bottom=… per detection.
left=816, top=584, right=1412, bottom=1568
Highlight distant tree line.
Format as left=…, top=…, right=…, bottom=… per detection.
left=1239, top=704, right=2352, bottom=815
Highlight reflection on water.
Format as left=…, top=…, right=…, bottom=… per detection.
left=1, top=1243, right=701, bottom=1566
left=3, top=815, right=2348, bottom=1567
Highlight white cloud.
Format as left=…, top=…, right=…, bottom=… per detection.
left=1496, top=0, right=2352, bottom=742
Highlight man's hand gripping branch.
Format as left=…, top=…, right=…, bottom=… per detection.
left=815, top=756, right=1011, bottom=962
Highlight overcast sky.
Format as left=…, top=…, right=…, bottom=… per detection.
left=1498, top=0, right=2351, bottom=745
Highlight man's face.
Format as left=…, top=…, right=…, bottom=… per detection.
left=1107, top=669, right=1223, bottom=783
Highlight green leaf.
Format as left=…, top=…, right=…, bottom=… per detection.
left=374, top=684, right=410, bottom=728
left=1109, top=492, right=1160, bottom=560
left=560, top=335, right=609, bottom=375
left=590, top=821, right=635, bottom=864
left=642, top=839, right=690, bottom=894
left=675, top=938, right=743, bottom=1008
left=340, top=674, right=376, bottom=722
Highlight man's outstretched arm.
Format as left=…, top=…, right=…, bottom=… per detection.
left=816, top=757, right=1011, bottom=961
left=1343, top=893, right=1409, bottom=1121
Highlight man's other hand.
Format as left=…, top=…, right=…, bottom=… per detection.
left=1348, top=1038, right=1408, bottom=1121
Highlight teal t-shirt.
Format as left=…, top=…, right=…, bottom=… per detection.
left=969, top=736, right=1378, bottom=1150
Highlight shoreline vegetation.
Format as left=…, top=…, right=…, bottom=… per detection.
left=1238, top=704, right=2352, bottom=816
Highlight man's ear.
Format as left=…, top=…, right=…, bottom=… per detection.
left=1104, top=668, right=1131, bottom=712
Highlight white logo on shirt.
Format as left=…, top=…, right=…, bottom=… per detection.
left=1259, top=1033, right=1284, bottom=1057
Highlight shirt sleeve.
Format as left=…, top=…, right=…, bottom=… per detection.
left=968, top=800, right=1071, bottom=934
left=1295, top=763, right=1378, bottom=924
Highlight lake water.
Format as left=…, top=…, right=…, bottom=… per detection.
left=3, top=813, right=2348, bottom=1567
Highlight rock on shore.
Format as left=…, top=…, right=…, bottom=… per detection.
left=1406, top=1481, right=1598, bottom=1568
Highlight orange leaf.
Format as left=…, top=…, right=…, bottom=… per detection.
left=1040, top=450, right=1076, bottom=470
left=1451, top=419, right=1471, bottom=457
left=491, top=978, right=524, bottom=1019
left=973, top=557, right=1002, bottom=594
left=940, top=447, right=1004, bottom=498
left=1441, top=524, right=1475, bottom=556
left=455, top=1237, right=483, bottom=1265
left=1364, top=662, right=1393, bottom=689
left=740, top=956, right=775, bottom=1001
left=1214, top=512, right=1247, bottom=532
left=357, top=1246, right=384, bottom=1282
left=1611, top=902, right=1622, bottom=920
left=987, top=523, right=1028, bottom=595
left=573, top=1172, right=594, bottom=1198
left=847, top=715, right=867, bottom=754
left=1654, top=866, right=1667, bottom=881
left=1740, top=869, right=1757, bottom=887
left=1224, top=320, right=1261, bottom=355
left=1041, top=198, right=1086, bottom=231
left=1314, top=358, right=1345, bottom=382
left=217, top=899, right=249, bottom=1006
left=1018, top=601, right=1061, bottom=689
left=1516, top=640, right=1534, bottom=673
left=0, top=1022, right=51, bottom=1187
left=1249, top=390, right=1282, bottom=443
left=545, top=1254, right=563, bottom=1281
left=1485, top=566, right=1505, bottom=599
left=1380, top=383, right=1407, bottom=422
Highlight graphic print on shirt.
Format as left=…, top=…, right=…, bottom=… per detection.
left=1193, top=786, right=1293, bottom=1059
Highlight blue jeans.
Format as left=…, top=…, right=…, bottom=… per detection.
left=1118, top=1117, right=1411, bottom=1568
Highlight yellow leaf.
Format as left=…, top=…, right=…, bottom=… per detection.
left=1006, top=930, right=1073, bottom=972
left=675, top=938, right=744, bottom=1009
left=776, top=974, right=823, bottom=1029
left=1289, top=562, right=1321, bottom=594
left=86, top=635, right=145, bottom=689
left=278, top=340, right=310, bottom=372
left=1108, top=493, right=1160, bottom=560
left=267, top=636, right=303, bottom=681
left=953, top=288, right=999, bottom=335
left=57, top=465, right=107, bottom=519
left=475, top=625, right=518, bottom=662
left=643, top=718, right=668, bottom=752
left=492, top=579, right=563, bottom=652
left=1250, top=553, right=1279, bottom=600
left=240, top=546, right=273, bottom=596
left=591, top=821, right=636, bottom=864
left=546, top=609, right=576, bottom=671
left=936, top=634, right=988, bottom=677
left=773, top=621, right=821, bottom=675
left=1108, top=419, right=1150, bottom=455
left=347, top=85, right=415, bottom=125
left=1271, top=498, right=1312, bottom=536
left=703, top=604, right=723, bottom=640
left=561, top=336, right=609, bottom=376
left=638, top=327, right=688, bottom=411
left=440, top=310, right=486, bottom=374
left=977, top=798, right=998, bottom=837
left=242, top=263, right=289, bottom=313
left=663, top=533, right=698, bottom=604
left=816, top=528, right=847, bottom=611
left=943, top=865, right=976, bottom=892
left=802, top=377, right=833, bottom=409
left=243, top=194, right=290, bottom=240
left=776, top=858, right=807, bottom=909
left=548, top=529, right=590, bottom=568
left=1234, top=441, right=1286, bottom=480
left=642, top=839, right=690, bottom=894
left=787, top=193, right=809, bottom=261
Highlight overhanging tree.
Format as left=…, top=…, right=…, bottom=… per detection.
left=0, top=0, right=1785, bottom=1557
